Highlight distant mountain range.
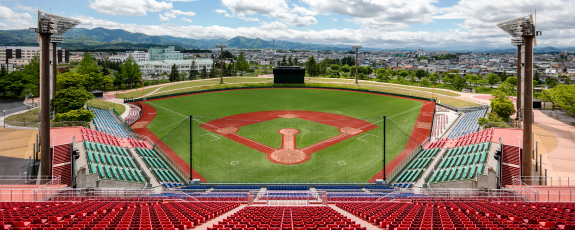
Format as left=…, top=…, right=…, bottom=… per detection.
left=0, top=27, right=573, bottom=53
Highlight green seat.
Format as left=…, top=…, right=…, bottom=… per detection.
left=117, top=156, right=126, bottom=167
left=104, top=165, right=113, bottom=179
left=462, top=166, right=469, bottom=179
left=454, top=156, right=462, bottom=166
left=135, top=170, right=145, bottom=182
left=396, top=170, right=408, bottom=182
left=480, top=151, right=487, bottom=163
left=98, top=164, right=106, bottom=178
left=90, top=142, right=97, bottom=151
left=96, top=143, right=103, bottom=152
left=453, top=167, right=462, bottom=180
left=106, top=154, right=113, bottom=165
left=429, top=170, right=439, bottom=183
left=477, top=142, right=484, bottom=152
left=127, top=157, right=136, bottom=168
left=477, top=163, right=484, bottom=174
left=112, top=155, right=120, bottom=166
left=160, top=170, right=172, bottom=182
left=117, top=166, right=126, bottom=180
left=466, top=153, right=474, bottom=165
left=90, top=163, right=98, bottom=174
left=435, top=169, right=445, bottom=182
left=461, top=155, right=469, bottom=166
left=469, top=165, right=477, bottom=179
left=99, top=153, right=107, bottom=164
left=442, top=168, right=452, bottom=181
left=484, top=142, right=490, bottom=151
left=124, top=168, right=133, bottom=181
left=471, top=144, right=478, bottom=153
left=87, top=150, right=94, bottom=163
left=473, top=153, right=480, bottom=164
left=84, top=142, right=91, bottom=151
left=111, top=166, right=120, bottom=180
left=129, top=168, right=140, bottom=182
left=438, top=158, right=447, bottom=168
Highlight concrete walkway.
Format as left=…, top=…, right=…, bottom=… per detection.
left=193, top=204, right=246, bottom=230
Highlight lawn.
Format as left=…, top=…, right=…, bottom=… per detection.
left=145, top=88, right=425, bottom=183
left=87, top=99, right=126, bottom=115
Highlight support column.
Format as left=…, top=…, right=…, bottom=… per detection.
left=522, top=31, right=535, bottom=184
left=40, top=32, right=52, bottom=178
left=516, top=45, right=522, bottom=128
left=355, top=48, right=359, bottom=84
left=51, top=42, right=57, bottom=99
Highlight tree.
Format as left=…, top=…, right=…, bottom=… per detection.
left=451, top=74, right=467, bottom=90
left=490, top=90, right=516, bottom=121
left=280, top=56, right=287, bottom=66
left=200, top=65, right=208, bottom=79
left=235, top=52, right=249, bottom=76
left=534, top=71, right=542, bottom=85
left=52, top=109, right=94, bottom=122
left=421, top=78, right=431, bottom=87
left=306, top=56, right=318, bottom=77
left=168, top=64, right=179, bottom=82
left=499, top=71, right=508, bottom=82
left=478, top=112, right=509, bottom=128
left=505, top=76, right=517, bottom=86
left=485, top=73, right=500, bottom=88
left=546, top=77, right=559, bottom=88
left=119, top=55, right=142, bottom=87
left=548, top=85, right=575, bottom=116
left=0, top=71, right=27, bottom=97
left=50, top=87, right=94, bottom=114
left=189, top=60, right=198, bottom=80
left=415, top=69, right=427, bottom=80
left=57, top=72, right=88, bottom=89
left=330, top=64, right=340, bottom=72
left=429, top=73, right=438, bottom=84
left=77, top=51, right=99, bottom=75
left=0, top=65, right=7, bottom=78
left=340, top=65, right=351, bottom=73
left=287, top=56, right=294, bottom=66
left=341, top=56, right=355, bottom=66
left=565, top=76, right=572, bottom=85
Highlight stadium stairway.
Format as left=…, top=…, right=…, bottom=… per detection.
left=193, top=204, right=247, bottom=230
left=329, top=204, right=380, bottom=229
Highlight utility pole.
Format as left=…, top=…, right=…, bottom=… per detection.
left=216, top=44, right=227, bottom=84
left=352, top=45, right=362, bottom=84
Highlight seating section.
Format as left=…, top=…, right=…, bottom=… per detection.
left=0, top=201, right=238, bottom=230
left=88, top=107, right=130, bottom=138
left=128, top=137, right=153, bottom=149
left=327, top=193, right=384, bottom=202
left=452, top=128, right=494, bottom=148
left=428, top=142, right=490, bottom=183
left=214, top=185, right=262, bottom=190
left=178, top=185, right=212, bottom=190
left=315, top=185, right=362, bottom=191
left=259, top=192, right=316, bottom=200
left=364, top=186, right=394, bottom=190
left=189, top=193, right=248, bottom=202
left=337, top=202, right=575, bottom=230
left=447, top=109, right=487, bottom=139
left=84, top=141, right=146, bottom=183
left=424, top=138, right=448, bottom=149
left=432, top=113, right=448, bottom=138
left=81, top=127, right=122, bottom=147
left=134, top=147, right=183, bottom=187
left=124, top=104, right=142, bottom=125
left=267, top=185, right=309, bottom=191
left=207, top=206, right=366, bottom=230
left=393, top=148, right=441, bottom=186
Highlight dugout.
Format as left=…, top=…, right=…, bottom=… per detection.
left=273, top=66, right=305, bottom=84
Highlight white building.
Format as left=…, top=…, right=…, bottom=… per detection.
left=138, top=59, right=213, bottom=75
left=109, top=51, right=149, bottom=63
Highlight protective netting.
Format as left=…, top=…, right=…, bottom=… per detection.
left=157, top=113, right=427, bottom=183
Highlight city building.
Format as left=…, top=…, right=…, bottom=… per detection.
left=148, top=46, right=183, bottom=61
left=138, top=59, right=213, bottom=75
left=108, top=51, right=150, bottom=62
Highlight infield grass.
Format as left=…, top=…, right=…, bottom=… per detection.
left=146, top=88, right=425, bottom=183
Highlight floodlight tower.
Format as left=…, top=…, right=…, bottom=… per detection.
left=511, top=38, right=524, bottom=128
left=34, top=11, right=80, bottom=178
left=351, top=45, right=362, bottom=84
left=50, top=36, right=63, bottom=99
left=216, top=44, right=227, bottom=84
left=497, top=15, right=537, bottom=184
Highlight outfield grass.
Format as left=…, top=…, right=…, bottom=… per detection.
left=146, top=88, right=424, bottom=183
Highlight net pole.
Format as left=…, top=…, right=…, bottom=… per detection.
left=383, top=116, right=386, bottom=181
left=189, top=115, right=193, bottom=183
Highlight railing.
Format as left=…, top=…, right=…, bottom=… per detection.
left=0, top=176, right=63, bottom=202
left=2, top=103, right=39, bottom=128
left=153, top=143, right=189, bottom=182
left=519, top=176, right=575, bottom=186
left=511, top=176, right=540, bottom=201
left=387, top=143, right=424, bottom=182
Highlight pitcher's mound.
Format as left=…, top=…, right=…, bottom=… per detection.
left=270, top=149, right=307, bottom=164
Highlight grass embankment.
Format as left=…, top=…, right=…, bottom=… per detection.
left=87, top=99, right=126, bottom=115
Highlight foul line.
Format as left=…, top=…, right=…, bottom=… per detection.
left=357, top=134, right=378, bottom=143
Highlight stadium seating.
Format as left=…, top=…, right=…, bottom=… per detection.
left=428, top=141, right=490, bottom=183
left=0, top=201, right=238, bottom=229
left=364, top=185, right=394, bottom=190
left=88, top=107, right=131, bottom=138
left=393, top=148, right=442, bottom=186
left=315, top=185, right=362, bottom=191
left=447, top=109, right=487, bottom=139
left=207, top=206, right=366, bottom=230
left=327, top=193, right=385, bottom=202
left=452, top=128, right=494, bottom=147
left=178, top=185, right=213, bottom=190
left=213, top=185, right=262, bottom=190
left=338, top=202, right=575, bottom=230
left=267, top=185, right=309, bottom=190
left=259, top=192, right=316, bottom=200
left=84, top=141, right=146, bottom=183
left=133, top=147, right=184, bottom=187
left=432, top=113, right=448, bottom=137
left=124, top=104, right=142, bottom=125
left=189, top=193, right=248, bottom=202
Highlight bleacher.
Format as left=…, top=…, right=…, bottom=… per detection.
left=392, top=148, right=441, bottom=187
left=189, top=193, right=248, bottom=202
left=314, top=185, right=362, bottom=191
left=84, top=141, right=146, bottom=184
left=178, top=185, right=212, bottom=190
left=432, top=113, right=448, bottom=137
left=337, top=202, right=575, bottom=229
left=208, top=206, right=366, bottom=230
left=259, top=192, right=316, bottom=200
left=133, top=147, right=184, bottom=188
left=88, top=107, right=130, bottom=138
left=267, top=185, right=309, bottom=190
left=0, top=201, right=238, bottom=230
left=213, top=185, right=262, bottom=190
left=428, top=141, right=490, bottom=184
left=447, top=109, right=487, bottom=139
left=364, top=185, right=394, bottom=190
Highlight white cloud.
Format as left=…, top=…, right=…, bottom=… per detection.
left=15, top=4, right=36, bottom=12
left=0, top=6, right=33, bottom=30
left=215, top=9, right=227, bottom=14
left=181, top=17, right=192, bottom=23
left=221, top=0, right=317, bottom=26
left=160, top=9, right=196, bottom=21
left=89, top=0, right=172, bottom=16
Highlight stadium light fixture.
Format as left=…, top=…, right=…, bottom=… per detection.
left=497, top=14, right=536, bottom=184
left=35, top=11, right=80, bottom=179
left=216, top=44, right=228, bottom=84
left=351, top=45, right=362, bottom=84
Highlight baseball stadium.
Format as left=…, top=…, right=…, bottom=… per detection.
left=2, top=13, right=575, bottom=230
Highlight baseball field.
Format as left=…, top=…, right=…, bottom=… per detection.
left=143, top=88, right=428, bottom=183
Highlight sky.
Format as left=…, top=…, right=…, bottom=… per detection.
left=0, top=0, right=574, bottom=49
